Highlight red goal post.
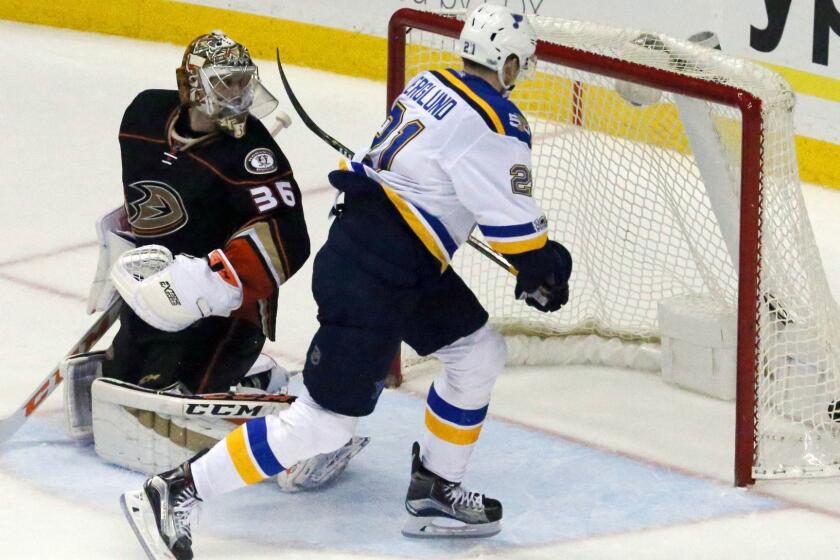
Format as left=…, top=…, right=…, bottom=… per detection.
left=385, top=8, right=840, bottom=488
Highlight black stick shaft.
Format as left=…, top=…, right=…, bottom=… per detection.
left=274, top=48, right=516, bottom=277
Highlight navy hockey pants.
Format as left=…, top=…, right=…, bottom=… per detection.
left=302, top=192, right=488, bottom=417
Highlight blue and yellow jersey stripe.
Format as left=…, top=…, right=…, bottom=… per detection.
left=226, top=417, right=285, bottom=484
left=424, top=383, right=489, bottom=446
left=478, top=221, right=548, bottom=255
left=430, top=69, right=532, bottom=147
left=431, top=69, right=506, bottom=135
left=380, top=187, right=457, bottom=270
left=338, top=161, right=548, bottom=264
left=342, top=160, right=458, bottom=270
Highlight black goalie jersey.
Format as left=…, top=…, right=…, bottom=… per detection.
left=119, top=89, right=310, bottom=340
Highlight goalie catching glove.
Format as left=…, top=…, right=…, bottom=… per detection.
left=507, top=240, right=572, bottom=313
left=111, top=245, right=243, bottom=332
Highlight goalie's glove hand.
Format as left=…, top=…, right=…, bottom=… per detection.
left=111, top=245, right=243, bottom=332
left=510, top=240, right=572, bottom=313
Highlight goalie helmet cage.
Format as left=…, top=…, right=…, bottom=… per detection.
left=386, top=8, right=840, bottom=487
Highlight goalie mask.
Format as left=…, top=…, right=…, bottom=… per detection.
left=176, top=31, right=278, bottom=138
left=459, top=5, right=538, bottom=96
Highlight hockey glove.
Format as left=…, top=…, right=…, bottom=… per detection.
left=111, top=245, right=243, bottom=332
left=508, top=240, right=572, bottom=313
left=328, top=169, right=380, bottom=196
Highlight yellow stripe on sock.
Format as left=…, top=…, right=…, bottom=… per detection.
left=226, top=425, right=264, bottom=485
left=425, top=409, right=483, bottom=446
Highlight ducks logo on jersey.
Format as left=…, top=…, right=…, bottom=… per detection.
left=126, top=180, right=189, bottom=237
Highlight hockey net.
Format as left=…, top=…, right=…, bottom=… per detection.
left=387, top=8, right=840, bottom=485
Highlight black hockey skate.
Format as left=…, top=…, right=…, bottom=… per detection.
left=120, top=451, right=205, bottom=560
left=402, top=442, right=502, bottom=538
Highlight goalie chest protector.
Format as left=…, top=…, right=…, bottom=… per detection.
left=118, top=89, right=302, bottom=257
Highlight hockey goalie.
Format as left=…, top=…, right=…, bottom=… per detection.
left=61, top=31, right=367, bottom=492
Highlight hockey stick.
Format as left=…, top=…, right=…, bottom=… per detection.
left=275, top=49, right=353, bottom=159
left=274, top=49, right=518, bottom=277
left=0, top=298, right=121, bottom=444
left=464, top=234, right=517, bottom=275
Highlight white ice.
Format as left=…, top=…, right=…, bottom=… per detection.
left=1, top=21, right=840, bottom=559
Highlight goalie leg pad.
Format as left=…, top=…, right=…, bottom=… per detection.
left=62, top=351, right=106, bottom=441
left=91, top=377, right=293, bottom=474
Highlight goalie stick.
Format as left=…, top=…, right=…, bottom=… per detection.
left=274, top=49, right=518, bottom=277
left=0, top=298, right=121, bottom=444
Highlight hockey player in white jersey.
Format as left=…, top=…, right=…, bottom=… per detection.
left=121, top=6, right=572, bottom=557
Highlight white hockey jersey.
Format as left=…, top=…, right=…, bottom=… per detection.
left=347, top=68, right=548, bottom=270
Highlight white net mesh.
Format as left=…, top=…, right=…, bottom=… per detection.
left=396, top=12, right=840, bottom=479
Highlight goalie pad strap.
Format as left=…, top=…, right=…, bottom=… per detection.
left=62, top=351, right=106, bottom=441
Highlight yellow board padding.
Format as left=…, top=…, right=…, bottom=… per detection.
left=407, top=49, right=840, bottom=190
left=0, top=0, right=387, bottom=81
left=759, top=61, right=840, bottom=104
left=797, top=136, right=840, bottom=189
left=406, top=49, right=693, bottom=153
left=4, top=1, right=840, bottom=190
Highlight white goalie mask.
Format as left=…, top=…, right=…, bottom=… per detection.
left=176, top=31, right=278, bottom=138
left=459, top=5, right=538, bottom=95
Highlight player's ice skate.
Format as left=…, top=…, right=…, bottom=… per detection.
left=402, top=442, right=502, bottom=538
left=121, top=456, right=203, bottom=560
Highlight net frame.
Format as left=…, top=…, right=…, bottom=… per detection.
left=387, top=8, right=765, bottom=486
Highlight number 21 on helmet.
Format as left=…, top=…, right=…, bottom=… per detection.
left=459, top=5, right=538, bottom=95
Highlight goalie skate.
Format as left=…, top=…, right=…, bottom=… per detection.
left=120, top=454, right=203, bottom=560
left=402, top=442, right=502, bottom=538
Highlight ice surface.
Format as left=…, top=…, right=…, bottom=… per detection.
left=2, top=20, right=840, bottom=560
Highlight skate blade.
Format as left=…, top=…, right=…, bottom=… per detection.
left=401, top=515, right=501, bottom=538
left=120, top=491, right=176, bottom=560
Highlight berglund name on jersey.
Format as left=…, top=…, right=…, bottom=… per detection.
left=403, top=75, right=457, bottom=120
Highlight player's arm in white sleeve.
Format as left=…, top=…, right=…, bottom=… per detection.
left=446, top=130, right=572, bottom=312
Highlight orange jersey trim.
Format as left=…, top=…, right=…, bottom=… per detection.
left=224, top=237, right=278, bottom=303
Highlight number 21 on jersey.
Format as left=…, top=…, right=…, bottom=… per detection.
left=370, top=102, right=425, bottom=171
